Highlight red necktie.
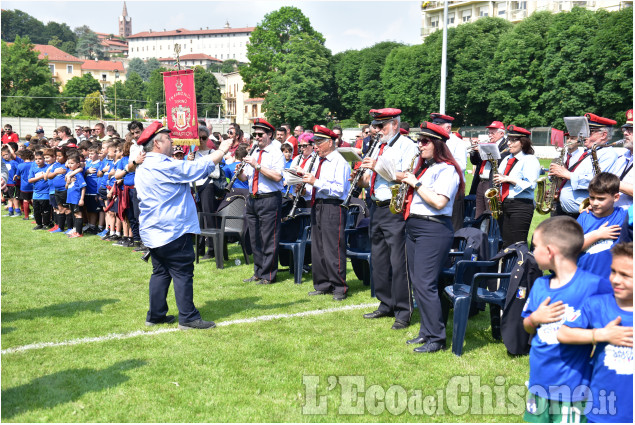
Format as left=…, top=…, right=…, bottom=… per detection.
left=310, top=157, right=327, bottom=207
left=500, top=157, right=517, bottom=202
left=565, top=153, right=572, bottom=168
left=251, top=150, right=264, bottom=195
left=478, top=160, right=487, bottom=176
left=300, top=155, right=310, bottom=168
left=369, top=143, right=386, bottom=197
left=403, top=166, right=428, bottom=221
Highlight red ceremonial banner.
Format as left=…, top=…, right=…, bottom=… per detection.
left=163, top=69, right=199, bottom=145
left=550, top=128, right=564, bottom=148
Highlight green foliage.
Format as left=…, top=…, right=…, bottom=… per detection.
left=62, top=73, right=102, bottom=113
left=332, top=50, right=361, bottom=120
left=128, top=57, right=149, bottom=81
left=221, top=59, right=239, bottom=73
left=145, top=67, right=168, bottom=114
left=338, top=118, right=359, bottom=128
left=82, top=91, right=102, bottom=117
left=262, top=34, right=334, bottom=128
left=104, top=72, right=146, bottom=119
left=240, top=6, right=325, bottom=98
left=1, top=36, right=60, bottom=117
left=193, top=66, right=223, bottom=118
left=60, top=40, right=76, bottom=55
left=145, top=58, right=161, bottom=76
left=75, top=26, right=104, bottom=60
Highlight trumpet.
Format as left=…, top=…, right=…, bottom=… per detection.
left=342, top=133, right=381, bottom=208
left=283, top=152, right=318, bottom=222
left=226, top=143, right=258, bottom=192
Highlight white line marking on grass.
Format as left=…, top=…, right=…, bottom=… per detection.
left=1, top=303, right=377, bottom=355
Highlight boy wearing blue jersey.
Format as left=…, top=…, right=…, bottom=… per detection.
left=1, top=145, right=21, bottom=217
left=28, top=151, right=52, bottom=229
left=42, top=149, right=58, bottom=230
left=83, top=146, right=102, bottom=234
left=97, top=142, right=114, bottom=236
left=558, top=242, right=633, bottom=424
left=522, top=216, right=612, bottom=423
left=65, top=154, right=86, bottom=238
left=16, top=149, right=34, bottom=220
left=104, top=141, right=123, bottom=241
left=46, top=148, right=70, bottom=232
left=577, top=173, right=627, bottom=279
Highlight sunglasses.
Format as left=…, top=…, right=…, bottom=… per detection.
left=200, top=136, right=208, bottom=141
left=253, top=132, right=265, bottom=138
left=228, top=131, right=235, bottom=135
left=364, top=131, right=370, bottom=134
left=298, top=144, right=310, bottom=148
left=417, top=138, right=432, bottom=145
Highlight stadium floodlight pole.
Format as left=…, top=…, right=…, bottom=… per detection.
left=130, top=104, right=133, bottom=120
left=439, top=0, right=448, bottom=115
left=156, top=102, right=159, bottom=119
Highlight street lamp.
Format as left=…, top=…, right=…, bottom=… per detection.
left=114, top=69, right=120, bottom=120
left=156, top=102, right=160, bottom=119
left=130, top=104, right=133, bottom=120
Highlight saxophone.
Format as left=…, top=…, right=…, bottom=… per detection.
left=389, top=153, right=419, bottom=214
left=535, top=146, right=567, bottom=215
left=578, top=144, right=602, bottom=213
left=484, top=152, right=504, bottom=219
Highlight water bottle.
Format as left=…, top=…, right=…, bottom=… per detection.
left=235, top=259, right=241, bottom=266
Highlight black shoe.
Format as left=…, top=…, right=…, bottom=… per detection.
left=491, top=325, right=502, bottom=341
left=178, top=319, right=216, bottom=330
left=121, top=238, right=134, bottom=248
left=308, top=290, right=330, bottom=296
left=406, top=336, right=427, bottom=345
left=145, top=315, right=176, bottom=326
left=32, top=225, right=44, bottom=230
left=201, top=250, right=215, bottom=260
left=256, top=279, right=274, bottom=285
left=243, top=275, right=261, bottom=283
left=133, top=242, right=147, bottom=252
left=391, top=320, right=409, bottom=330
left=413, top=341, right=447, bottom=353
left=363, top=310, right=393, bottom=319
left=333, top=293, right=347, bottom=301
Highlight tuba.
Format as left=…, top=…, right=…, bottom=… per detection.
left=389, top=154, right=419, bottom=214
left=484, top=152, right=505, bottom=220
left=535, top=145, right=567, bottom=215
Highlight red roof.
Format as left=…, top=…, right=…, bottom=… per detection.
left=33, top=44, right=83, bottom=63
left=179, top=53, right=221, bottom=61
left=81, top=60, right=125, bottom=72
left=245, top=98, right=265, bottom=103
left=102, top=39, right=128, bottom=48
left=127, top=27, right=254, bottom=39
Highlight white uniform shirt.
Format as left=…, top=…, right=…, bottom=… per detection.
left=243, top=143, right=285, bottom=194
left=409, top=162, right=460, bottom=217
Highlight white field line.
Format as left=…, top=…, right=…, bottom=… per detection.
left=1, top=303, right=377, bottom=355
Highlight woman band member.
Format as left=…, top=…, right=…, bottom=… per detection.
left=401, top=122, right=464, bottom=353
left=493, top=125, right=541, bottom=248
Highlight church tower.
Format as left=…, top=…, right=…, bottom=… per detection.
left=118, top=2, right=132, bottom=38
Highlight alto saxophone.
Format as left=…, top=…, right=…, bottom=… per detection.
left=484, top=152, right=504, bottom=220
left=389, top=153, right=419, bottom=214
left=535, top=145, right=567, bottom=215
left=578, top=144, right=602, bottom=213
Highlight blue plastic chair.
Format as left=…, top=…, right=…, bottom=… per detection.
left=461, top=194, right=477, bottom=228
left=278, top=208, right=312, bottom=284
left=345, top=225, right=374, bottom=297
left=469, top=213, right=502, bottom=260
left=443, top=252, right=518, bottom=356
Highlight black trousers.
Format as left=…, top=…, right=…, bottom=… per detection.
left=147, top=233, right=201, bottom=325
left=33, top=198, right=51, bottom=226
left=370, top=204, right=411, bottom=322
left=475, top=180, right=492, bottom=219
left=311, top=202, right=347, bottom=295
left=246, top=193, right=282, bottom=281
left=498, top=198, right=534, bottom=248
left=406, top=216, right=454, bottom=344
left=451, top=190, right=465, bottom=232
left=552, top=201, right=580, bottom=220
left=127, top=187, right=141, bottom=241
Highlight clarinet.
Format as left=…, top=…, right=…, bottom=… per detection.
left=284, top=152, right=318, bottom=221
left=341, top=133, right=381, bottom=208
left=225, top=144, right=258, bottom=192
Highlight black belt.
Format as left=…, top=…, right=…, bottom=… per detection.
left=374, top=199, right=390, bottom=207
left=408, top=214, right=446, bottom=224
left=314, top=198, right=342, bottom=205
left=251, top=192, right=280, bottom=199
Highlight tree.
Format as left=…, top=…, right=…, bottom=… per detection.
left=193, top=66, right=222, bottom=118
left=487, top=12, right=554, bottom=127
left=240, top=6, right=325, bottom=98
left=1, top=9, right=47, bottom=43
left=332, top=49, right=361, bottom=121
left=262, top=34, right=334, bottom=129
left=145, top=67, right=168, bottom=115
left=221, top=59, right=238, bottom=73
left=75, top=26, right=104, bottom=59
left=62, top=73, right=102, bottom=113
left=128, top=58, right=149, bottom=81
left=1, top=36, right=60, bottom=117
left=60, top=41, right=76, bottom=55
left=44, top=21, right=76, bottom=46
left=82, top=91, right=102, bottom=117
left=104, top=80, right=126, bottom=118
left=146, top=58, right=161, bottom=76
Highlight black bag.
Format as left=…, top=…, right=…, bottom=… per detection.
left=212, top=167, right=228, bottom=199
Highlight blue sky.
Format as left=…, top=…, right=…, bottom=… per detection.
left=2, top=0, right=424, bottom=53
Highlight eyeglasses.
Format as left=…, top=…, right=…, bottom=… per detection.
left=200, top=136, right=208, bottom=141
left=298, top=144, right=310, bottom=148
left=623, top=128, right=633, bottom=134
left=364, top=131, right=370, bottom=134
left=228, top=131, right=235, bottom=135
left=373, top=124, right=384, bottom=130
left=417, top=138, right=432, bottom=145
left=253, top=132, right=265, bottom=138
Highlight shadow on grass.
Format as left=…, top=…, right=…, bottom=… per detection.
left=2, top=298, right=119, bottom=323
left=2, top=326, right=16, bottom=334
left=1, top=359, right=146, bottom=420
left=199, top=296, right=311, bottom=321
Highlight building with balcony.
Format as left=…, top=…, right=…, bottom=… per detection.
left=33, top=44, right=84, bottom=90
left=157, top=53, right=222, bottom=69
left=81, top=60, right=126, bottom=90
left=222, top=71, right=265, bottom=127
left=420, top=1, right=633, bottom=40
left=127, top=22, right=254, bottom=63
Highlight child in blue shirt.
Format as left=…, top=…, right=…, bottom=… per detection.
left=558, top=242, right=633, bottom=424
left=16, top=149, right=34, bottom=220
left=65, top=154, right=86, bottom=238
left=1, top=145, right=21, bottom=217
left=97, top=142, right=115, bottom=237
left=83, top=146, right=102, bottom=234
left=222, top=144, right=249, bottom=190
left=577, top=173, right=628, bottom=279
left=104, top=141, right=123, bottom=241
left=522, top=216, right=612, bottom=423
left=28, top=150, right=52, bottom=230
left=46, top=147, right=70, bottom=232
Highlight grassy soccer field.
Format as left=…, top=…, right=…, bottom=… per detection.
left=1, top=164, right=551, bottom=422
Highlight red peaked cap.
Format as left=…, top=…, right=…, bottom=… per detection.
left=369, top=108, right=401, bottom=125
left=399, top=128, right=409, bottom=135
left=252, top=118, right=276, bottom=133
left=453, top=131, right=463, bottom=139
left=430, top=113, right=455, bottom=124
left=311, top=125, right=337, bottom=141
left=622, top=109, right=632, bottom=128
left=419, top=122, right=450, bottom=141
left=506, top=125, right=531, bottom=137
left=485, top=121, right=505, bottom=130
left=584, top=113, right=617, bottom=128
left=136, top=121, right=170, bottom=145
